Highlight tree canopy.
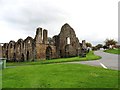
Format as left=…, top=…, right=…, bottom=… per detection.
left=86, top=42, right=92, bottom=47
left=104, top=39, right=117, bottom=46
left=95, top=44, right=103, bottom=50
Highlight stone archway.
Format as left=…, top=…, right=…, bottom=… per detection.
left=13, top=53, right=16, bottom=62
left=65, top=44, right=76, bottom=57
left=21, top=53, right=24, bottom=62
left=6, top=50, right=8, bottom=60
left=27, top=51, right=29, bottom=61
left=65, top=45, right=69, bottom=57
left=46, top=46, right=52, bottom=60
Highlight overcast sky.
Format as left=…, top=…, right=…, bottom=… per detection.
left=0, top=0, right=119, bottom=46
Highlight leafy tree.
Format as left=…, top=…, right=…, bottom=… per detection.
left=92, top=46, right=98, bottom=51
left=103, top=45, right=109, bottom=50
left=86, top=42, right=92, bottom=47
left=104, top=39, right=117, bottom=46
left=96, top=44, right=103, bottom=50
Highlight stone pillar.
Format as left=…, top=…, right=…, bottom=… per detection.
left=43, top=29, right=48, bottom=44
left=35, top=27, right=43, bottom=44
left=82, top=40, right=87, bottom=49
left=0, top=44, right=2, bottom=58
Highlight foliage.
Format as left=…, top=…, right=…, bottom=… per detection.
left=104, top=39, right=117, bottom=46
left=95, top=44, right=103, bottom=50
left=103, top=45, right=109, bottom=50
left=2, top=64, right=118, bottom=88
left=92, top=46, right=98, bottom=51
left=86, top=42, right=92, bottom=47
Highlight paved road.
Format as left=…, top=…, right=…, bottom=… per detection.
left=68, top=50, right=119, bottom=70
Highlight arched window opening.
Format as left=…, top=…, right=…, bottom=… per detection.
left=46, top=46, right=52, bottom=60
left=27, top=51, right=29, bottom=61
left=21, top=53, right=24, bottom=62
left=10, top=44, right=12, bottom=48
left=13, top=53, right=16, bottom=62
left=67, top=37, right=70, bottom=44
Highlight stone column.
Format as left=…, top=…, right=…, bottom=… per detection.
left=0, top=44, right=2, bottom=58
left=82, top=40, right=87, bottom=49
left=35, top=27, right=43, bottom=44
left=43, top=29, right=48, bottom=44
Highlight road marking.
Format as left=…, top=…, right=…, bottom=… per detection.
left=100, top=62, right=107, bottom=69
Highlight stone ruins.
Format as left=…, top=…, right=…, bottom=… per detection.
left=1, top=23, right=87, bottom=62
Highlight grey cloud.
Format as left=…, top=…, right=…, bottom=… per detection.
left=0, top=0, right=67, bottom=33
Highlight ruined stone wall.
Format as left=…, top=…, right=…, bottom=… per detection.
left=0, top=44, right=2, bottom=58
left=58, top=23, right=80, bottom=57
left=64, top=44, right=76, bottom=57
left=15, top=39, right=24, bottom=61
left=52, top=35, right=60, bottom=58
left=82, top=40, right=87, bottom=49
left=35, top=43, right=57, bottom=60
left=49, top=45, right=57, bottom=59
left=36, top=44, right=47, bottom=60
left=43, top=29, right=48, bottom=44
left=2, top=43, right=8, bottom=59
left=8, top=41, right=16, bottom=61
left=35, top=28, right=48, bottom=44
left=35, top=27, right=43, bottom=44
left=24, top=36, right=35, bottom=61
left=1, top=23, right=83, bottom=62
left=35, top=44, right=56, bottom=60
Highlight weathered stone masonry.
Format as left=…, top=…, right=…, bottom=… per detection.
left=1, top=23, right=87, bottom=62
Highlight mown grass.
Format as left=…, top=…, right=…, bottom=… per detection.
left=2, top=64, right=118, bottom=88
left=104, top=49, right=120, bottom=54
left=0, top=69, right=2, bottom=89
left=6, top=51, right=101, bottom=66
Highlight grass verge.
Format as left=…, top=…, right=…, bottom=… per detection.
left=104, top=49, right=120, bottom=54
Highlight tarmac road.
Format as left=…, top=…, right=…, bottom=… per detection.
left=68, top=50, right=119, bottom=70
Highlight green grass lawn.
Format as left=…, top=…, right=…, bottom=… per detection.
left=104, top=49, right=120, bottom=54
left=0, top=69, right=2, bottom=89
left=6, top=51, right=101, bottom=66
left=2, top=64, right=118, bottom=88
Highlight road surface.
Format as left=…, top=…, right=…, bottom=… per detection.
left=68, top=50, right=119, bottom=70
